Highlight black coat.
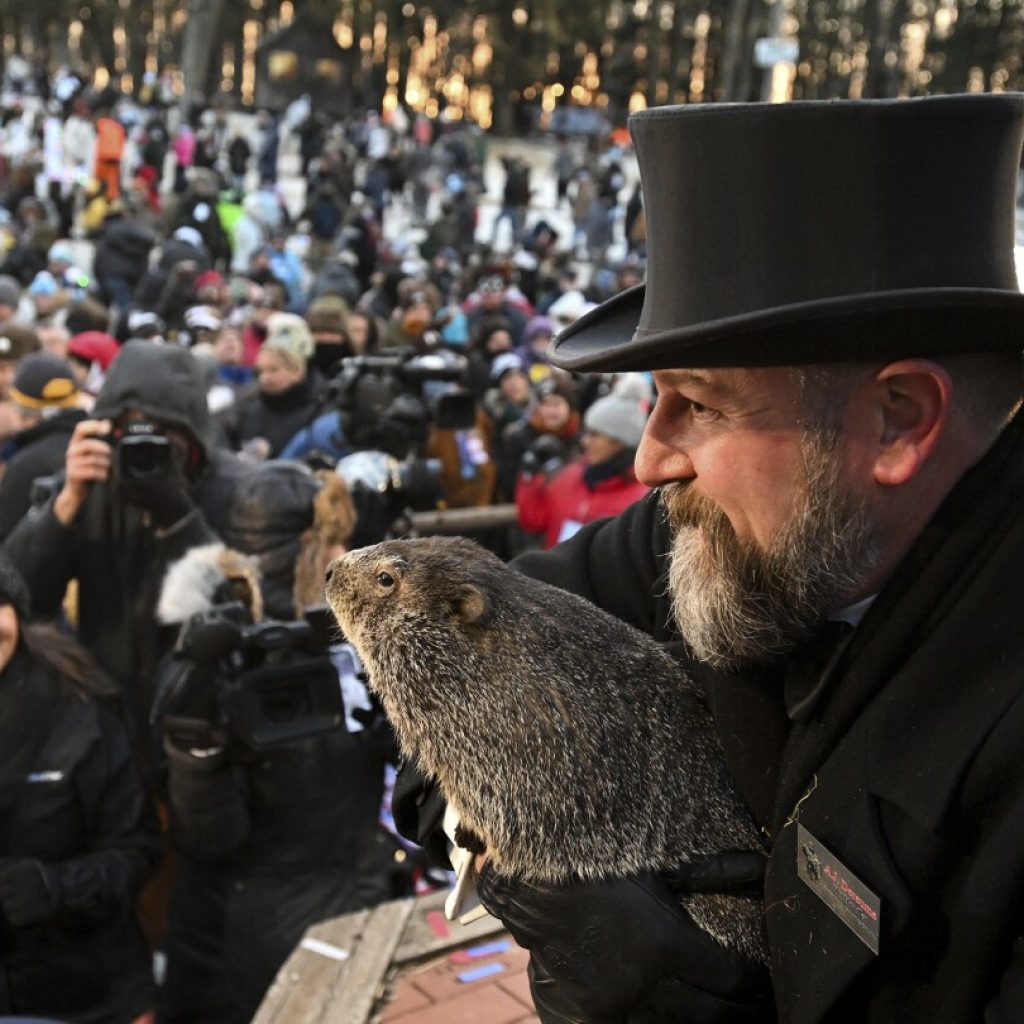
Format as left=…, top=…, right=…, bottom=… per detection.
left=514, top=412, right=1024, bottom=1023
left=3, top=449, right=249, bottom=780
left=159, top=700, right=389, bottom=1024
left=0, top=654, right=160, bottom=1023
left=0, top=409, right=87, bottom=540
left=230, top=372, right=325, bottom=458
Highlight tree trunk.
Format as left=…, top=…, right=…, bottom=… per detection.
left=180, top=0, right=228, bottom=114
left=717, top=0, right=753, bottom=99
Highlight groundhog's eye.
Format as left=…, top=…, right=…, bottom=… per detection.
left=376, top=570, right=396, bottom=589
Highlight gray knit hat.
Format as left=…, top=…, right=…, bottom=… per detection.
left=583, top=394, right=648, bottom=449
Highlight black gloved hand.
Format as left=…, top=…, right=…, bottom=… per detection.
left=0, top=858, right=59, bottom=927
left=477, top=857, right=774, bottom=1024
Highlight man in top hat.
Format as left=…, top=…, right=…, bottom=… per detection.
left=395, top=94, right=1024, bottom=1022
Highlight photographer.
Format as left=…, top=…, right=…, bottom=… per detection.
left=154, top=462, right=395, bottom=1024
left=3, top=341, right=251, bottom=782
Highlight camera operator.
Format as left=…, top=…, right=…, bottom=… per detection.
left=3, top=340, right=251, bottom=784
left=154, top=462, right=397, bottom=1024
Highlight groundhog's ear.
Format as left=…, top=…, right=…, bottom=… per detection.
left=454, top=584, right=490, bottom=626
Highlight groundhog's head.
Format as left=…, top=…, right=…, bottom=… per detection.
left=325, top=536, right=501, bottom=673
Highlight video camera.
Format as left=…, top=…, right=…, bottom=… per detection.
left=165, top=602, right=346, bottom=751
left=326, top=350, right=476, bottom=531
left=329, top=350, right=475, bottom=455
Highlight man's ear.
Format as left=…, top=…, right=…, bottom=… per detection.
left=870, top=359, right=953, bottom=487
left=453, top=584, right=490, bottom=626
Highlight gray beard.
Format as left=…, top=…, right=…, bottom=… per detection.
left=663, top=433, right=881, bottom=670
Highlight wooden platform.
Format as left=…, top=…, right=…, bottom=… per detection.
left=253, top=890, right=511, bottom=1024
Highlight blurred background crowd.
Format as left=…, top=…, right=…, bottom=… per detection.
left=0, top=61, right=657, bottom=1024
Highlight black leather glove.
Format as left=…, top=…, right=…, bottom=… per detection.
left=477, top=858, right=774, bottom=1024
left=0, top=858, right=59, bottom=927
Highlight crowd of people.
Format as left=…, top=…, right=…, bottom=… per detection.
left=0, top=66, right=654, bottom=1024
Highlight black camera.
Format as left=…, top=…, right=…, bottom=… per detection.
left=106, top=420, right=174, bottom=481
left=168, top=602, right=346, bottom=751
left=328, top=350, right=475, bottom=457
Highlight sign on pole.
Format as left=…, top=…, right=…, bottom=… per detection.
left=754, top=37, right=799, bottom=68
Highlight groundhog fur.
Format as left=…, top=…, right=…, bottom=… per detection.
left=326, top=536, right=768, bottom=964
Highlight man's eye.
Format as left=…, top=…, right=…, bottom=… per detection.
left=689, top=400, right=716, bottom=418
left=376, top=571, right=395, bottom=588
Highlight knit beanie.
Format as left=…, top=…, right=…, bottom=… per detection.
left=264, top=312, right=315, bottom=371
left=583, top=394, right=648, bottom=449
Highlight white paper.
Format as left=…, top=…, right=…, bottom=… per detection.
left=300, top=936, right=350, bottom=962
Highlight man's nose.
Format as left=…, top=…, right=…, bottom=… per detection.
left=634, top=418, right=695, bottom=488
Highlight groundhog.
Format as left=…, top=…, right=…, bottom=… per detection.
left=325, top=535, right=768, bottom=963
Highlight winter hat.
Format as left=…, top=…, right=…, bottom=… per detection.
left=0, top=325, right=41, bottom=361
left=583, top=393, right=648, bottom=449
left=0, top=548, right=30, bottom=620
left=490, top=351, right=526, bottom=383
left=127, top=309, right=165, bottom=337
left=547, top=290, right=597, bottom=331
left=69, top=331, right=119, bottom=371
left=10, top=352, right=80, bottom=410
left=535, top=374, right=577, bottom=407
left=184, top=305, right=222, bottom=333
left=172, top=225, right=205, bottom=250
left=306, top=295, right=351, bottom=336
left=264, top=312, right=315, bottom=370
left=523, top=315, right=555, bottom=343
left=47, top=241, right=76, bottom=266
left=0, top=275, right=22, bottom=309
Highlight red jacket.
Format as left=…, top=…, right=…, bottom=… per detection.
left=516, top=459, right=650, bottom=549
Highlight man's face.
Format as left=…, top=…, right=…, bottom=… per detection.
left=638, top=367, right=881, bottom=667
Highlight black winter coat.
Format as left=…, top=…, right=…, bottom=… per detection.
left=3, top=449, right=249, bottom=779
left=3, top=343, right=253, bottom=778
left=0, top=654, right=160, bottom=1022
left=0, top=409, right=87, bottom=540
left=92, top=218, right=156, bottom=291
left=229, top=371, right=325, bottom=458
left=159, top=697, right=389, bottom=1023
left=514, top=412, right=1024, bottom=1023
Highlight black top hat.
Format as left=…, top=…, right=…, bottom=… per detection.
left=552, top=94, right=1024, bottom=371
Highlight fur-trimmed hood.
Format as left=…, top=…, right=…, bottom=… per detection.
left=157, top=543, right=264, bottom=624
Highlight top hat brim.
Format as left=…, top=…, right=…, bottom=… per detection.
left=549, top=283, right=1024, bottom=372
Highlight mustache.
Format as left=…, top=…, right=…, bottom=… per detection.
left=660, top=482, right=739, bottom=544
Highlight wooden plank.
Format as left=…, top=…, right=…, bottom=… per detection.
left=253, top=908, right=371, bottom=1024
left=320, top=898, right=415, bottom=1024
left=252, top=900, right=415, bottom=1024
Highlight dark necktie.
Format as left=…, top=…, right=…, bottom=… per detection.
left=783, top=620, right=855, bottom=722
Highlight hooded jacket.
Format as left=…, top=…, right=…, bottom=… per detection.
left=4, top=342, right=251, bottom=778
